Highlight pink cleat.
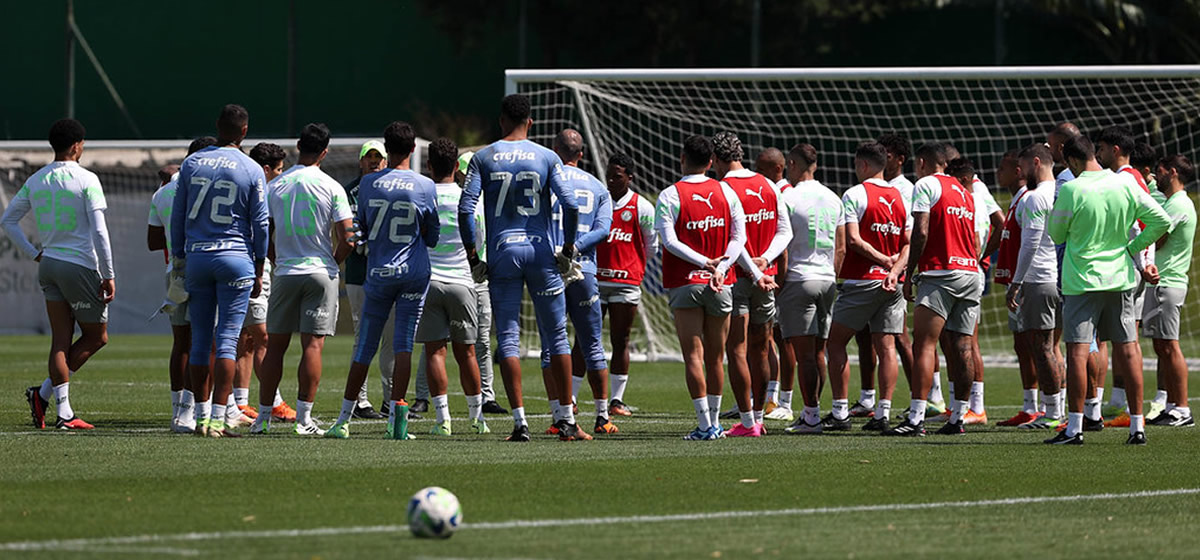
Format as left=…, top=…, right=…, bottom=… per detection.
left=725, top=423, right=764, bottom=437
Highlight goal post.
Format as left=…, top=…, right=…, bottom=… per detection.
left=507, top=65, right=1200, bottom=362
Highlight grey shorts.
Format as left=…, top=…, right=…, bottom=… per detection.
left=668, top=284, right=733, bottom=317
left=778, top=279, right=836, bottom=339
left=1132, top=277, right=1147, bottom=320
left=1062, top=290, right=1137, bottom=344
left=244, top=270, right=271, bottom=326
left=831, top=280, right=905, bottom=334
left=1007, top=309, right=1020, bottom=333
left=915, top=271, right=983, bottom=335
left=1142, top=285, right=1186, bottom=340
left=40, top=257, right=107, bottom=324
left=267, top=272, right=339, bottom=335
left=415, top=280, right=479, bottom=344
left=732, top=276, right=776, bottom=324
left=598, top=283, right=641, bottom=306
left=1017, top=282, right=1060, bottom=333
left=163, top=271, right=189, bottom=326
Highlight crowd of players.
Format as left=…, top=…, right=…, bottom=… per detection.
left=4, top=94, right=1195, bottom=445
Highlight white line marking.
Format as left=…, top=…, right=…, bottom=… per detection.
left=2, top=488, right=1196, bottom=552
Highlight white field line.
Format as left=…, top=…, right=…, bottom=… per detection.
left=1, top=488, right=1196, bottom=553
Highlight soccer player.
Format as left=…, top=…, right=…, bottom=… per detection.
left=712, top=132, right=791, bottom=436
left=147, top=136, right=216, bottom=433
left=329, top=121, right=438, bottom=440
left=887, top=144, right=980, bottom=437
left=341, top=140, right=391, bottom=419
left=6, top=118, right=114, bottom=431
left=1047, top=134, right=1169, bottom=445
left=656, top=134, right=746, bottom=440
left=170, top=104, right=268, bottom=438
left=1046, top=122, right=1090, bottom=415
left=755, top=146, right=793, bottom=416
left=1007, top=145, right=1066, bottom=430
left=778, top=143, right=844, bottom=434
left=458, top=94, right=583, bottom=442
left=251, top=123, right=355, bottom=436
left=596, top=152, right=657, bottom=417
left=825, top=142, right=908, bottom=432
left=1145, top=155, right=1196, bottom=427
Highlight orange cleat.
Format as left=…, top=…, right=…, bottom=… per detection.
left=559, top=423, right=593, bottom=441
left=238, top=404, right=259, bottom=419
left=594, top=417, right=619, bottom=434
left=609, top=399, right=633, bottom=417
left=997, top=411, right=1041, bottom=427
left=963, top=410, right=988, bottom=425
left=271, top=402, right=297, bottom=423
left=56, top=416, right=94, bottom=430
left=1105, top=412, right=1131, bottom=428
left=545, top=424, right=561, bottom=435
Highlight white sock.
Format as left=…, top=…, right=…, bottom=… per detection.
left=739, top=411, right=755, bottom=429
left=766, top=381, right=780, bottom=403
left=433, top=394, right=450, bottom=424
left=233, top=388, right=250, bottom=406
left=1059, top=387, right=1067, bottom=409
left=1175, top=406, right=1191, bottom=418
left=571, top=375, right=584, bottom=402
left=929, top=375, right=944, bottom=404
left=338, top=398, right=355, bottom=424
left=1130, top=414, right=1145, bottom=435
left=1153, top=390, right=1168, bottom=407
left=610, top=374, right=628, bottom=402
left=171, top=390, right=183, bottom=420
left=53, top=382, right=73, bottom=419
left=512, top=406, right=528, bottom=428
left=212, top=403, right=226, bottom=426
left=1095, top=387, right=1105, bottom=407
left=859, top=389, right=876, bottom=408
left=969, top=382, right=985, bottom=414
left=549, top=399, right=561, bottom=422
left=1109, top=388, right=1127, bottom=409
left=949, top=399, right=969, bottom=424
left=257, top=403, right=273, bottom=420
left=595, top=399, right=608, bottom=418
left=39, top=378, right=54, bottom=401
left=1066, top=412, right=1084, bottom=437
left=908, top=399, right=927, bottom=424
left=875, top=399, right=891, bottom=422
left=947, top=381, right=956, bottom=404
left=753, top=409, right=764, bottom=425
left=1043, top=391, right=1061, bottom=419
left=707, top=395, right=722, bottom=426
left=832, top=398, right=849, bottom=421
left=561, top=400, right=576, bottom=425
left=273, top=389, right=284, bottom=408
left=181, top=390, right=195, bottom=410
left=225, top=400, right=241, bottom=421
left=1084, top=397, right=1101, bottom=421
left=226, top=392, right=237, bottom=409
left=195, top=399, right=212, bottom=423
left=780, top=390, right=793, bottom=410
left=1022, top=389, right=1038, bottom=414
left=296, top=400, right=314, bottom=426
left=803, top=406, right=820, bottom=425
left=693, top=398, right=713, bottom=430
left=466, top=394, right=483, bottom=421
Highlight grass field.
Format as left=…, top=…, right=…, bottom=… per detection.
left=1, top=334, right=1198, bottom=559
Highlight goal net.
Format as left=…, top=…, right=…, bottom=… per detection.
left=509, top=66, right=1200, bottom=362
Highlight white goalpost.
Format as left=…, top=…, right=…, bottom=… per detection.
left=506, top=65, right=1200, bottom=362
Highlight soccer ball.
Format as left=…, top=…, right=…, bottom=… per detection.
left=407, top=486, right=462, bottom=538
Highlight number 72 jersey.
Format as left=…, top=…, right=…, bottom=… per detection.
left=356, top=168, right=440, bottom=284
left=171, top=146, right=269, bottom=260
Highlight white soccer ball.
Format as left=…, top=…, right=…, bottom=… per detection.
left=407, top=486, right=462, bottom=539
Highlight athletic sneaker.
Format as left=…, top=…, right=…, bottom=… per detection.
left=25, top=386, right=47, bottom=429
left=1020, top=416, right=1064, bottom=430
left=1149, top=410, right=1194, bottom=427
left=545, top=424, right=561, bottom=435
left=763, top=401, right=779, bottom=415
left=784, top=417, right=822, bottom=434
left=758, top=423, right=768, bottom=435
left=926, top=401, right=947, bottom=416
left=237, top=404, right=259, bottom=419
left=171, top=416, right=197, bottom=434
left=294, top=421, right=325, bottom=436
left=1100, top=404, right=1126, bottom=419
left=719, top=407, right=740, bottom=420
left=934, top=421, right=965, bottom=435
left=609, top=399, right=632, bottom=417
left=726, top=423, right=764, bottom=437
left=55, top=416, right=94, bottom=430
left=925, top=411, right=952, bottom=424
left=324, top=421, right=350, bottom=439
left=848, top=401, right=875, bottom=418
left=558, top=422, right=592, bottom=441
left=481, top=401, right=508, bottom=415
left=764, top=406, right=794, bottom=422
left=471, top=419, right=491, bottom=434
left=207, top=421, right=242, bottom=439
left=272, top=402, right=297, bottom=422
left=594, top=416, right=619, bottom=434
left=430, top=422, right=452, bottom=436
left=1104, top=412, right=1131, bottom=428
left=714, top=425, right=726, bottom=438
left=820, top=414, right=852, bottom=431
left=352, top=404, right=383, bottom=420
left=226, top=413, right=254, bottom=429
left=1083, top=417, right=1105, bottom=432
left=506, top=425, right=531, bottom=442
left=1126, top=431, right=1147, bottom=445
left=883, top=420, right=925, bottom=437
left=683, top=426, right=721, bottom=440
left=193, top=418, right=209, bottom=437
left=249, top=419, right=270, bottom=435
left=1044, top=431, right=1083, bottom=445
left=997, top=411, right=1041, bottom=427
left=862, top=417, right=890, bottom=432
left=1147, top=401, right=1166, bottom=421
left=963, top=410, right=988, bottom=425
left=410, top=399, right=430, bottom=413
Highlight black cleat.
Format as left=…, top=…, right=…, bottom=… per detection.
left=883, top=419, right=926, bottom=437
left=409, top=399, right=429, bottom=413
left=1044, top=431, right=1083, bottom=445
left=609, top=398, right=632, bottom=417
left=719, top=408, right=741, bottom=420
left=935, top=421, right=965, bottom=435
left=820, top=413, right=852, bottom=431
left=481, top=400, right=508, bottom=415
left=351, top=405, right=383, bottom=419
left=26, top=386, right=48, bottom=429
left=380, top=402, right=390, bottom=416
left=1083, top=416, right=1104, bottom=432
left=862, top=417, right=890, bottom=432
left=1125, top=431, right=1147, bottom=445
left=505, top=424, right=531, bottom=442
left=558, top=422, right=593, bottom=441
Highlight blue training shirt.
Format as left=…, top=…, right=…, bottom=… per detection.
left=549, top=165, right=612, bottom=275
left=171, top=146, right=269, bottom=261
left=458, top=139, right=579, bottom=257
left=357, top=167, right=439, bottom=285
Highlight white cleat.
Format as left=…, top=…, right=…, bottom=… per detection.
left=249, top=419, right=271, bottom=435
left=294, top=421, right=325, bottom=436
left=171, top=416, right=197, bottom=434
left=764, top=406, right=794, bottom=422
left=226, top=413, right=254, bottom=429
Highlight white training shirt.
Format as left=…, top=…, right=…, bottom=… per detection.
left=654, top=174, right=746, bottom=276
left=723, top=168, right=792, bottom=280
left=1, top=160, right=114, bottom=278
left=267, top=164, right=353, bottom=277
left=782, top=179, right=843, bottom=282
left=889, top=173, right=915, bottom=212
left=429, top=182, right=484, bottom=287
left=148, top=172, right=180, bottom=272
left=972, top=176, right=1001, bottom=257
left=1012, top=181, right=1058, bottom=285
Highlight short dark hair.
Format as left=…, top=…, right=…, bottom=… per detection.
left=1017, top=143, right=1053, bottom=165
left=855, top=141, right=887, bottom=171
left=877, top=133, right=911, bottom=161
left=608, top=152, right=635, bottom=175
left=297, top=123, right=330, bottom=155
left=940, top=142, right=961, bottom=162
left=428, top=137, right=459, bottom=178
left=712, top=131, right=743, bottom=163
left=187, top=136, right=217, bottom=156
left=500, top=94, right=531, bottom=123
left=682, top=135, right=714, bottom=167
left=788, top=143, right=818, bottom=168
left=945, top=157, right=975, bottom=184
left=217, top=104, right=249, bottom=139
left=1159, top=154, right=1195, bottom=185
left=1001, top=148, right=1021, bottom=162
left=384, top=121, right=416, bottom=158
left=1097, top=125, right=1136, bottom=154
left=1063, top=134, right=1095, bottom=162
left=249, top=142, right=286, bottom=168
left=48, top=118, right=85, bottom=153
left=915, top=142, right=947, bottom=168
left=1130, top=141, right=1158, bottom=170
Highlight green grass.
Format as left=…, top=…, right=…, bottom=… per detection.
left=1, top=334, right=1198, bottom=559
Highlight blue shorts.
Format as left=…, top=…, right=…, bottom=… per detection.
left=185, top=252, right=254, bottom=365
left=352, top=276, right=429, bottom=364
left=488, top=240, right=569, bottom=361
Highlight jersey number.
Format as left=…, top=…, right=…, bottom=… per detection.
left=277, top=192, right=318, bottom=236
left=187, top=177, right=236, bottom=225
left=368, top=199, right=417, bottom=244
left=32, top=190, right=78, bottom=232
left=491, top=171, right=542, bottom=217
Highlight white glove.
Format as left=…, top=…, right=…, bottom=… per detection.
left=470, top=259, right=488, bottom=284
left=555, top=246, right=576, bottom=274
left=348, top=224, right=367, bottom=255
left=167, top=257, right=188, bottom=304
left=561, top=259, right=584, bottom=286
